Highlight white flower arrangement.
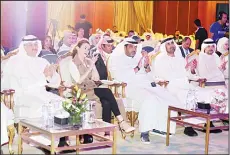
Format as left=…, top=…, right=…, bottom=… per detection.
left=210, top=89, right=228, bottom=113
left=62, top=85, right=88, bottom=116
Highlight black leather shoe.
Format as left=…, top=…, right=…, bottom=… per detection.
left=58, top=139, right=75, bottom=153
left=203, top=121, right=222, bottom=133
left=81, top=134, right=93, bottom=144
left=39, top=146, right=52, bottom=155
left=221, top=119, right=229, bottom=125
left=184, top=127, right=198, bottom=137
left=222, top=120, right=229, bottom=131
left=58, top=140, right=69, bottom=147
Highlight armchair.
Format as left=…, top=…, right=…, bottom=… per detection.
left=186, top=49, right=227, bottom=88
left=1, top=89, right=16, bottom=154
left=58, top=58, right=119, bottom=125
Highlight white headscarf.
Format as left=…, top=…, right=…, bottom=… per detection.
left=159, top=37, right=182, bottom=58
left=197, top=38, right=224, bottom=81
left=112, top=37, right=142, bottom=60
left=18, top=35, right=42, bottom=57
left=200, top=38, right=216, bottom=53
left=217, top=37, right=229, bottom=54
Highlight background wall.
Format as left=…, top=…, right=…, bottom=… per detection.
left=74, top=1, right=114, bottom=32
left=1, top=1, right=229, bottom=48
left=198, top=0, right=228, bottom=37
left=26, top=1, right=47, bottom=41
left=1, top=1, right=28, bottom=49
left=153, top=0, right=228, bottom=36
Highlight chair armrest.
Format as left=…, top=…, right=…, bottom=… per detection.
left=1, top=89, right=15, bottom=110
left=45, top=81, right=74, bottom=97
left=108, top=82, right=127, bottom=98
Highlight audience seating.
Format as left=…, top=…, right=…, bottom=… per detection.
left=1, top=89, right=16, bottom=155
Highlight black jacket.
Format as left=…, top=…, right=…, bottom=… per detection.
left=179, top=46, right=194, bottom=58
left=95, top=54, right=108, bottom=80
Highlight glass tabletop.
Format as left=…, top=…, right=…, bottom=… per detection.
left=20, top=118, right=116, bottom=134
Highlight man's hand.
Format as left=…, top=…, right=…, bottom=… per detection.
left=190, top=59, right=197, bottom=70
left=197, top=78, right=207, bottom=83
left=220, top=60, right=228, bottom=71
left=94, top=80, right=103, bottom=86
left=197, top=78, right=206, bottom=87
left=44, top=65, right=54, bottom=78
left=157, top=80, right=169, bottom=87
left=137, top=57, right=144, bottom=68
left=144, top=56, right=150, bottom=67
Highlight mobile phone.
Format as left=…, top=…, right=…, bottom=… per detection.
left=151, top=82, right=156, bottom=87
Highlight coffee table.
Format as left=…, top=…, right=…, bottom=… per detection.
left=18, top=118, right=117, bottom=154
left=166, top=106, right=229, bottom=154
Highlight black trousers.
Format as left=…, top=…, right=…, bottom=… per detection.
left=94, top=88, right=121, bottom=123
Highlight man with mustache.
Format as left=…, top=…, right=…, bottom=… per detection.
left=197, top=38, right=226, bottom=83
left=154, top=38, right=222, bottom=137
left=108, top=38, right=182, bottom=144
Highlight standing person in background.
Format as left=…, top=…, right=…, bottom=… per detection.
left=210, top=11, right=228, bottom=42
left=75, top=14, right=92, bottom=39
left=223, top=18, right=229, bottom=38
left=194, top=19, right=208, bottom=50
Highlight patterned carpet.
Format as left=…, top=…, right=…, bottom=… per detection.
left=2, top=124, right=228, bottom=154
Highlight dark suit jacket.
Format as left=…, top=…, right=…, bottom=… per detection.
left=95, top=54, right=108, bottom=80
left=179, top=46, right=194, bottom=58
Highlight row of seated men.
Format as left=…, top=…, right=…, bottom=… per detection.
left=1, top=31, right=228, bottom=152
left=1, top=35, right=135, bottom=154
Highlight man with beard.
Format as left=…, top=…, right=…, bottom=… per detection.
left=93, top=35, right=135, bottom=135
left=210, top=11, right=228, bottom=42
left=108, top=38, right=181, bottom=143
left=154, top=38, right=223, bottom=136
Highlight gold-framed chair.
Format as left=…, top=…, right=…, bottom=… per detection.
left=150, top=51, right=169, bottom=88
left=186, top=49, right=227, bottom=88
left=1, top=89, right=16, bottom=155
left=1, top=48, right=19, bottom=61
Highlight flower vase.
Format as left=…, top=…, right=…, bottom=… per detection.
left=68, top=114, right=83, bottom=129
